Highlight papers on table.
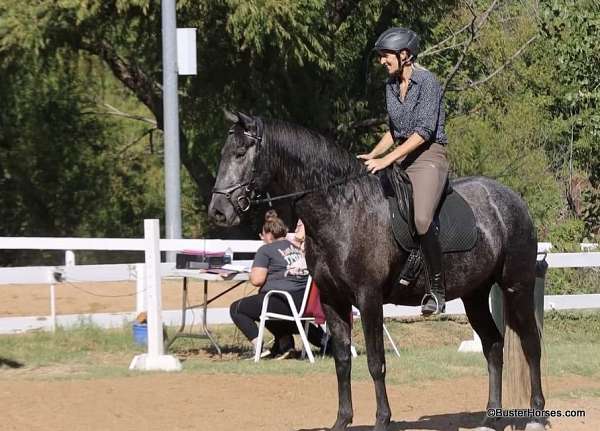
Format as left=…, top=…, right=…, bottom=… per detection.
left=221, top=263, right=251, bottom=273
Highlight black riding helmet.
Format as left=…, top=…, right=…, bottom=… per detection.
left=373, top=27, right=420, bottom=60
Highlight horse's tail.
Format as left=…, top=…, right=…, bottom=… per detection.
left=502, top=290, right=543, bottom=408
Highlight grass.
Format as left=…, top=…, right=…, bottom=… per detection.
left=0, top=311, right=599, bottom=390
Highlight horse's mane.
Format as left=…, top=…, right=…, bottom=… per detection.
left=262, top=118, right=382, bottom=205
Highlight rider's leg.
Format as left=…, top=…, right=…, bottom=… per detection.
left=403, top=143, right=448, bottom=315
left=420, top=223, right=445, bottom=314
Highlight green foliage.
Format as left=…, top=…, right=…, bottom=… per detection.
left=540, top=0, right=600, bottom=235
left=0, top=53, right=165, bottom=264
left=546, top=267, right=600, bottom=295
left=0, top=1, right=597, bottom=276
left=546, top=218, right=587, bottom=251
left=1, top=312, right=599, bottom=381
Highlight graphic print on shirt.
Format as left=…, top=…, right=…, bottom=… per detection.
left=278, top=245, right=309, bottom=277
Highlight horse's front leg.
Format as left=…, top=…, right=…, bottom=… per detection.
left=322, top=301, right=354, bottom=431
left=358, top=297, right=391, bottom=431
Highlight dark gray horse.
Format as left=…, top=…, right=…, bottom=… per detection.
left=208, top=111, right=545, bottom=431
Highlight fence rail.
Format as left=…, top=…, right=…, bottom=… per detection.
left=1, top=225, right=599, bottom=365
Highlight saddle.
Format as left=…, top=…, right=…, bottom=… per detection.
left=379, top=165, right=478, bottom=286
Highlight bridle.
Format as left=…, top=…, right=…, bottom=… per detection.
left=212, top=116, right=369, bottom=214
left=211, top=118, right=265, bottom=214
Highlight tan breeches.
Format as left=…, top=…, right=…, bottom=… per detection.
left=398, top=143, right=449, bottom=235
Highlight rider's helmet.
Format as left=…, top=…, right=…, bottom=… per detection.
left=373, top=27, right=420, bottom=60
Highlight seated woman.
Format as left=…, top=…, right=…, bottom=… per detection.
left=229, top=212, right=324, bottom=359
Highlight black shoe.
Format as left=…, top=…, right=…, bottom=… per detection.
left=419, top=224, right=446, bottom=316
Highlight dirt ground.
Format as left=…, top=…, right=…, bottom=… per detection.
left=1, top=283, right=599, bottom=430
left=0, top=372, right=598, bottom=431
left=0, top=279, right=252, bottom=317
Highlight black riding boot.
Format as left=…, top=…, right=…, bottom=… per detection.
left=420, top=223, right=446, bottom=315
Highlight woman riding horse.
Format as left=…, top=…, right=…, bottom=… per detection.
left=359, top=27, right=449, bottom=316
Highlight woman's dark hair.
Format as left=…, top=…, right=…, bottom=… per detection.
left=262, top=210, right=288, bottom=239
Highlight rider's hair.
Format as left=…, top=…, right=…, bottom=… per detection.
left=263, top=210, right=288, bottom=239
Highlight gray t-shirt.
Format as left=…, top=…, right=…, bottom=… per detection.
left=252, top=240, right=308, bottom=293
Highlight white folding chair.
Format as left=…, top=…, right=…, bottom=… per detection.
left=254, top=276, right=317, bottom=363
left=352, top=307, right=400, bottom=358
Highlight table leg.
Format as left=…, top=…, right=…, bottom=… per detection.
left=165, top=276, right=190, bottom=350
left=202, top=280, right=222, bottom=357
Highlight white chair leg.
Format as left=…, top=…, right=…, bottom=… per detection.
left=321, top=323, right=357, bottom=358
left=383, top=323, right=400, bottom=358
left=300, top=321, right=311, bottom=360
left=294, top=318, right=314, bottom=363
left=254, top=302, right=270, bottom=363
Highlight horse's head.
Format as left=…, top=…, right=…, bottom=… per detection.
left=208, top=110, right=268, bottom=226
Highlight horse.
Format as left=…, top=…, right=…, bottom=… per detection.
left=208, top=111, right=545, bottom=431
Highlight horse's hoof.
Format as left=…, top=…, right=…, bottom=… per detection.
left=330, top=418, right=352, bottom=431
left=524, top=422, right=546, bottom=431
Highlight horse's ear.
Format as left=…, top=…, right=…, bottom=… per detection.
left=236, top=111, right=256, bottom=130
left=223, top=108, right=239, bottom=123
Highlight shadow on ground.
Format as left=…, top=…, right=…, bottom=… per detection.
left=298, top=411, right=547, bottom=431
left=0, top=357, right=24, bottom=369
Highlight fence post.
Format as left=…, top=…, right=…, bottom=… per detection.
left=65, top=250, right=75, bottom=266
left=49, top=282, right=57, bottom=332
left=129, top=219, right=181, bottom=371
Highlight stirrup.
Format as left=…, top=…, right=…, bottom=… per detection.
left=420, top=293, right=445, bottom=315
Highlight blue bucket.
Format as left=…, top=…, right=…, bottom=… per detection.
left=132, top=323, right=148, bottom=346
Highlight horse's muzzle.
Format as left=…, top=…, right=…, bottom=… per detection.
left=208, top=194, right=241, bottom=226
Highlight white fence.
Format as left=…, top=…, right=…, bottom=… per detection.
left=1, top=221, right=599, bottom=365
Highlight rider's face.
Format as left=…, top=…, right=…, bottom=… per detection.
left=378, top=50, right=410, bottom=76
left=378, top=51, right=399, bottom=75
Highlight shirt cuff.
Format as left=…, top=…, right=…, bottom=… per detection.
left=414, top=127, right=432, bottom=142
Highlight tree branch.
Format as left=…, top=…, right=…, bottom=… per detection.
left=82, top=103, right=157, bottom=126
left=452, top=35, right=539, bottom=91
left=78, top=40, right=163, bottom=125
left=420, top=21, right=473, bottom=58
left=328, top=0, right=361, bottom=29
left=443, top=0, right=499, bottom=93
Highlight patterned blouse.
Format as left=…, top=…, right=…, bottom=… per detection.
left=385, top=66, right=448, bottom=144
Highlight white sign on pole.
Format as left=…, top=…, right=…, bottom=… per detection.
left=177, top=28, right=197, bottom=75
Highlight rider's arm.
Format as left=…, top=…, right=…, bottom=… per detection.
left=379, top=132, right=425, bottom=165
left=358, top=130, right=394, bottom=159
left=371, top=130, right=395, bottom=157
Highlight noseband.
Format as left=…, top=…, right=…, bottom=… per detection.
left=211, top=118, right=264, bottom=214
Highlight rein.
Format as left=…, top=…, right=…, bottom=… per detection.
left=251, top=173, right=369, bottom=206
left=213, top=116, right=369, bottom=213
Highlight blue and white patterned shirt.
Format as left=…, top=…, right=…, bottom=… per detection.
left=385, top=66, right=448, bottom=144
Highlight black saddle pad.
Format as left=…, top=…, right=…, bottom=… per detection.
left=388, top=186, right=478, bottom=253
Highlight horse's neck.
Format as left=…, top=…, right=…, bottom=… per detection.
left=265, top=130, right=362, bottom=193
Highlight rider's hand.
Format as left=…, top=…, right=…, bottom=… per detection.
left=357, top=152, right=374, bottom=160
left=364, top=157, right=392, bottom=174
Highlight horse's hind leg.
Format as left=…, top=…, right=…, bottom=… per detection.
left=357, top=297, right=391, bottom=431
left=462, top=284, right=504, bottom=428
left=322, top=301, right=354, bottom=431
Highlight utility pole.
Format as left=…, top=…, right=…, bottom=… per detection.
left=161, top=0, right=182, bottom=258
